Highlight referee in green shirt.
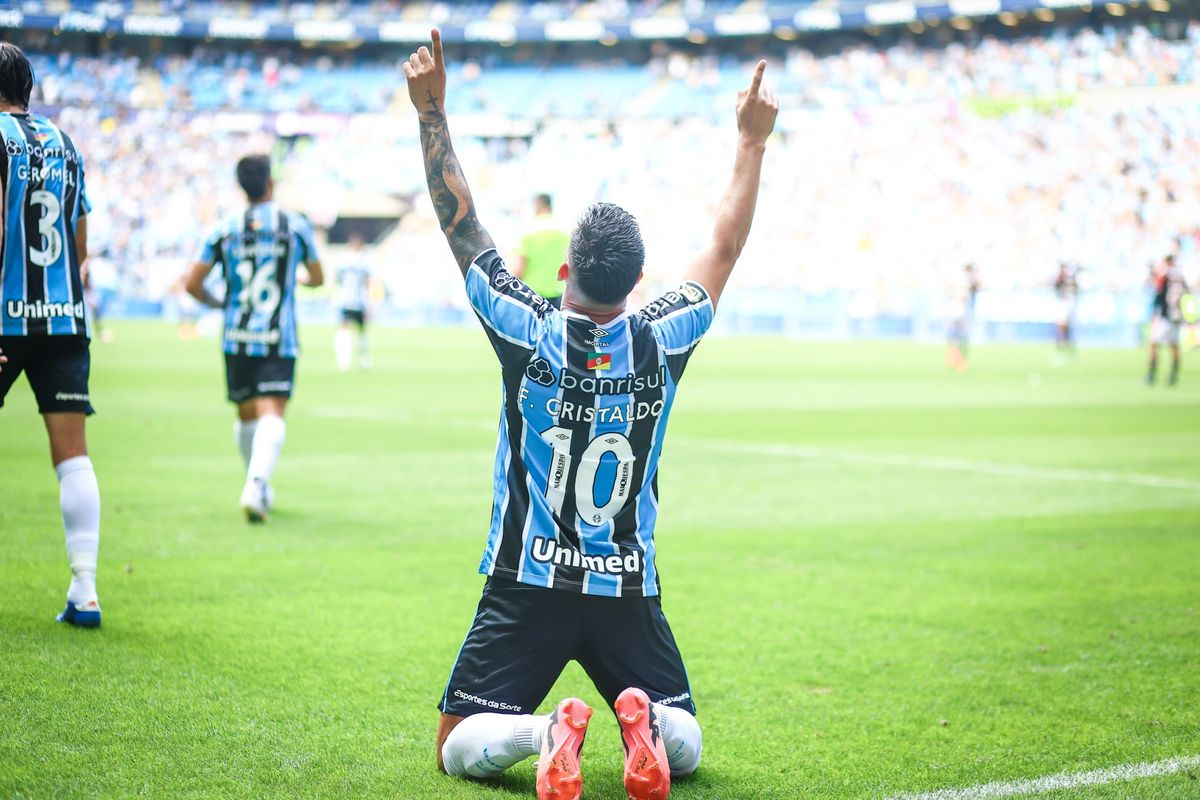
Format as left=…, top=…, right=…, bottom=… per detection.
left=514, top=194, right=570, bottom=309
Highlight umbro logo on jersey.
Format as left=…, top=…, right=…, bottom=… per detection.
left=525, top=358, right=556, bottom=386
left=584, top=327, right=611, bottom=349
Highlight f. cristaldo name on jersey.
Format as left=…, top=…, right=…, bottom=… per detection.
left=7, top=300, right=86, bottom=320
left=224, top=327, right=282, bottom=345
left=531, top=538, right=644, bottom=575
left=545, top=397, right=666, bottom=424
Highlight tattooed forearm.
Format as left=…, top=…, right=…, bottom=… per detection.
left=418, top=112, right=495, bottom=276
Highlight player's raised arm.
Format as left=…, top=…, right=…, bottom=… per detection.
left=684, top=60, right=778, bottom=309
left=403, top=29, right=495, bottom=277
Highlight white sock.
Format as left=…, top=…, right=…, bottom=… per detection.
left=235, top=419, right=257, bottom=468
left=247, top=413, right=285, bottom=483
left=335, top=328, right=353, bottom=371
left=441, top=713, right=546, bottom=778
left=654, top=703, right=702, bottom=777
left=358, top=334, right=369, bottom=360
left=56, top=456, right=100, bottom=604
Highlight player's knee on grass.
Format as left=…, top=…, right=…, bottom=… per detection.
left=656, top=703, right=702, bottom=777
left=440, top=712, right=540, bottom=779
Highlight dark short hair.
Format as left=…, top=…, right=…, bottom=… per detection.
left=568, top=203, right=644, bottom=306
left=0, top=42, right=34, bottom=110
left=535, top=193, right=553, bottom=211
left=236, top=154, right=272, bottom=201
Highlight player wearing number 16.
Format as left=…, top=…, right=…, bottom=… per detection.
left=185, top=155, right=323, bottom=522
left=0, top=43, right=104, bottom=628
left=405, top=30, right=778, bottom=800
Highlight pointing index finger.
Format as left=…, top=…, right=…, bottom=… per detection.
left=749, top=59, right=766, bottom=96
left=432, top=28, right=444, bottom=68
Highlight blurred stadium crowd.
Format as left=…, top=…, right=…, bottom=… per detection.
left=16, top=13, right=1200, bottom=340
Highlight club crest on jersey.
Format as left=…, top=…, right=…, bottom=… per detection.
left=587, top=352, right=611, bottom=371
left=681, top=283, right=705, bottom=304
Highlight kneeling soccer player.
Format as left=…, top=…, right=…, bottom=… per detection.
left=402, top=31, right=778, bottom=799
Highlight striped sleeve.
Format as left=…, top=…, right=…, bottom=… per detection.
left=194, top=222, right=223, bottom=266
left=77, top=149, right=91, bottom=216
left=638, top=281, right=715, bottom=380
left=292, top=213, right=319, bottom=262
left=465, top=248, right=554, bottom=366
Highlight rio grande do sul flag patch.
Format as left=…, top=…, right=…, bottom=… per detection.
left=587, top=352, right=612, bottom=371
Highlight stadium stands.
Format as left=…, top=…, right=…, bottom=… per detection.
left=11, top=11, right=1199, bottom=342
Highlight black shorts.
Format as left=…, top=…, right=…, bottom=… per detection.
left=340, top=308, right=366, bottom=328
left=224, top=353, right=296, bottom=403
left=439, top=577, right=696, bottom=718
left=0, top=335, right=94, bottom=415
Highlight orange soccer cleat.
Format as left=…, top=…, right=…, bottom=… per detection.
left=536, top=697, right=593, bottom=800
left=615, top=688, right=671, bottom=800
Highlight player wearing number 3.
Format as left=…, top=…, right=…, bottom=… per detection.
left=0, top=43, right=105, bottom=627
left=403, top=30, right=778, bottom=800
left=185, top=155, right=323, bottom=523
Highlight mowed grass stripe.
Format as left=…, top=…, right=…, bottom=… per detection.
left=682, top=439, right=1200, bottom=491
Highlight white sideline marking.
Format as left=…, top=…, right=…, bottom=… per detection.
left=683, top=439, right=1200, bottom=492
left=887, top=754, right=1200, bottom=799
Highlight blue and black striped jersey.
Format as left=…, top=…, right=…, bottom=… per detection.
left=0, top=112, right=92, bottom=337
left=195, top=202, right=318, bottom=358
left=467, top=249, right=714, bottom=597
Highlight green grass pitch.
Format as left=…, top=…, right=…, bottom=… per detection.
left=2, top=322, right=1198, bottom=799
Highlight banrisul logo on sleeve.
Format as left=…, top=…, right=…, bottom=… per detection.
left=587, top=352, right=612, bottom=371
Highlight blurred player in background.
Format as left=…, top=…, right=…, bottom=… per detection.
left=403, top=30, right=777, bottom=800
left=0, top=43, right=103, bottom=627
left=945, top=262, right=980, bottom=373
left=82, top=248, right=118, bottom=344
left=1147, top=253, right=1189, bottom=386
left=1054, top=262, right=1079, bottom=361
left=334, top=232, right=373, bottom=371
left=514, top=193, right=569, bottom=308
left=184, top=154, right=323, bottom=522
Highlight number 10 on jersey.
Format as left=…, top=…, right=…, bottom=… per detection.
left=541, top=427, right=636, bottom=525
